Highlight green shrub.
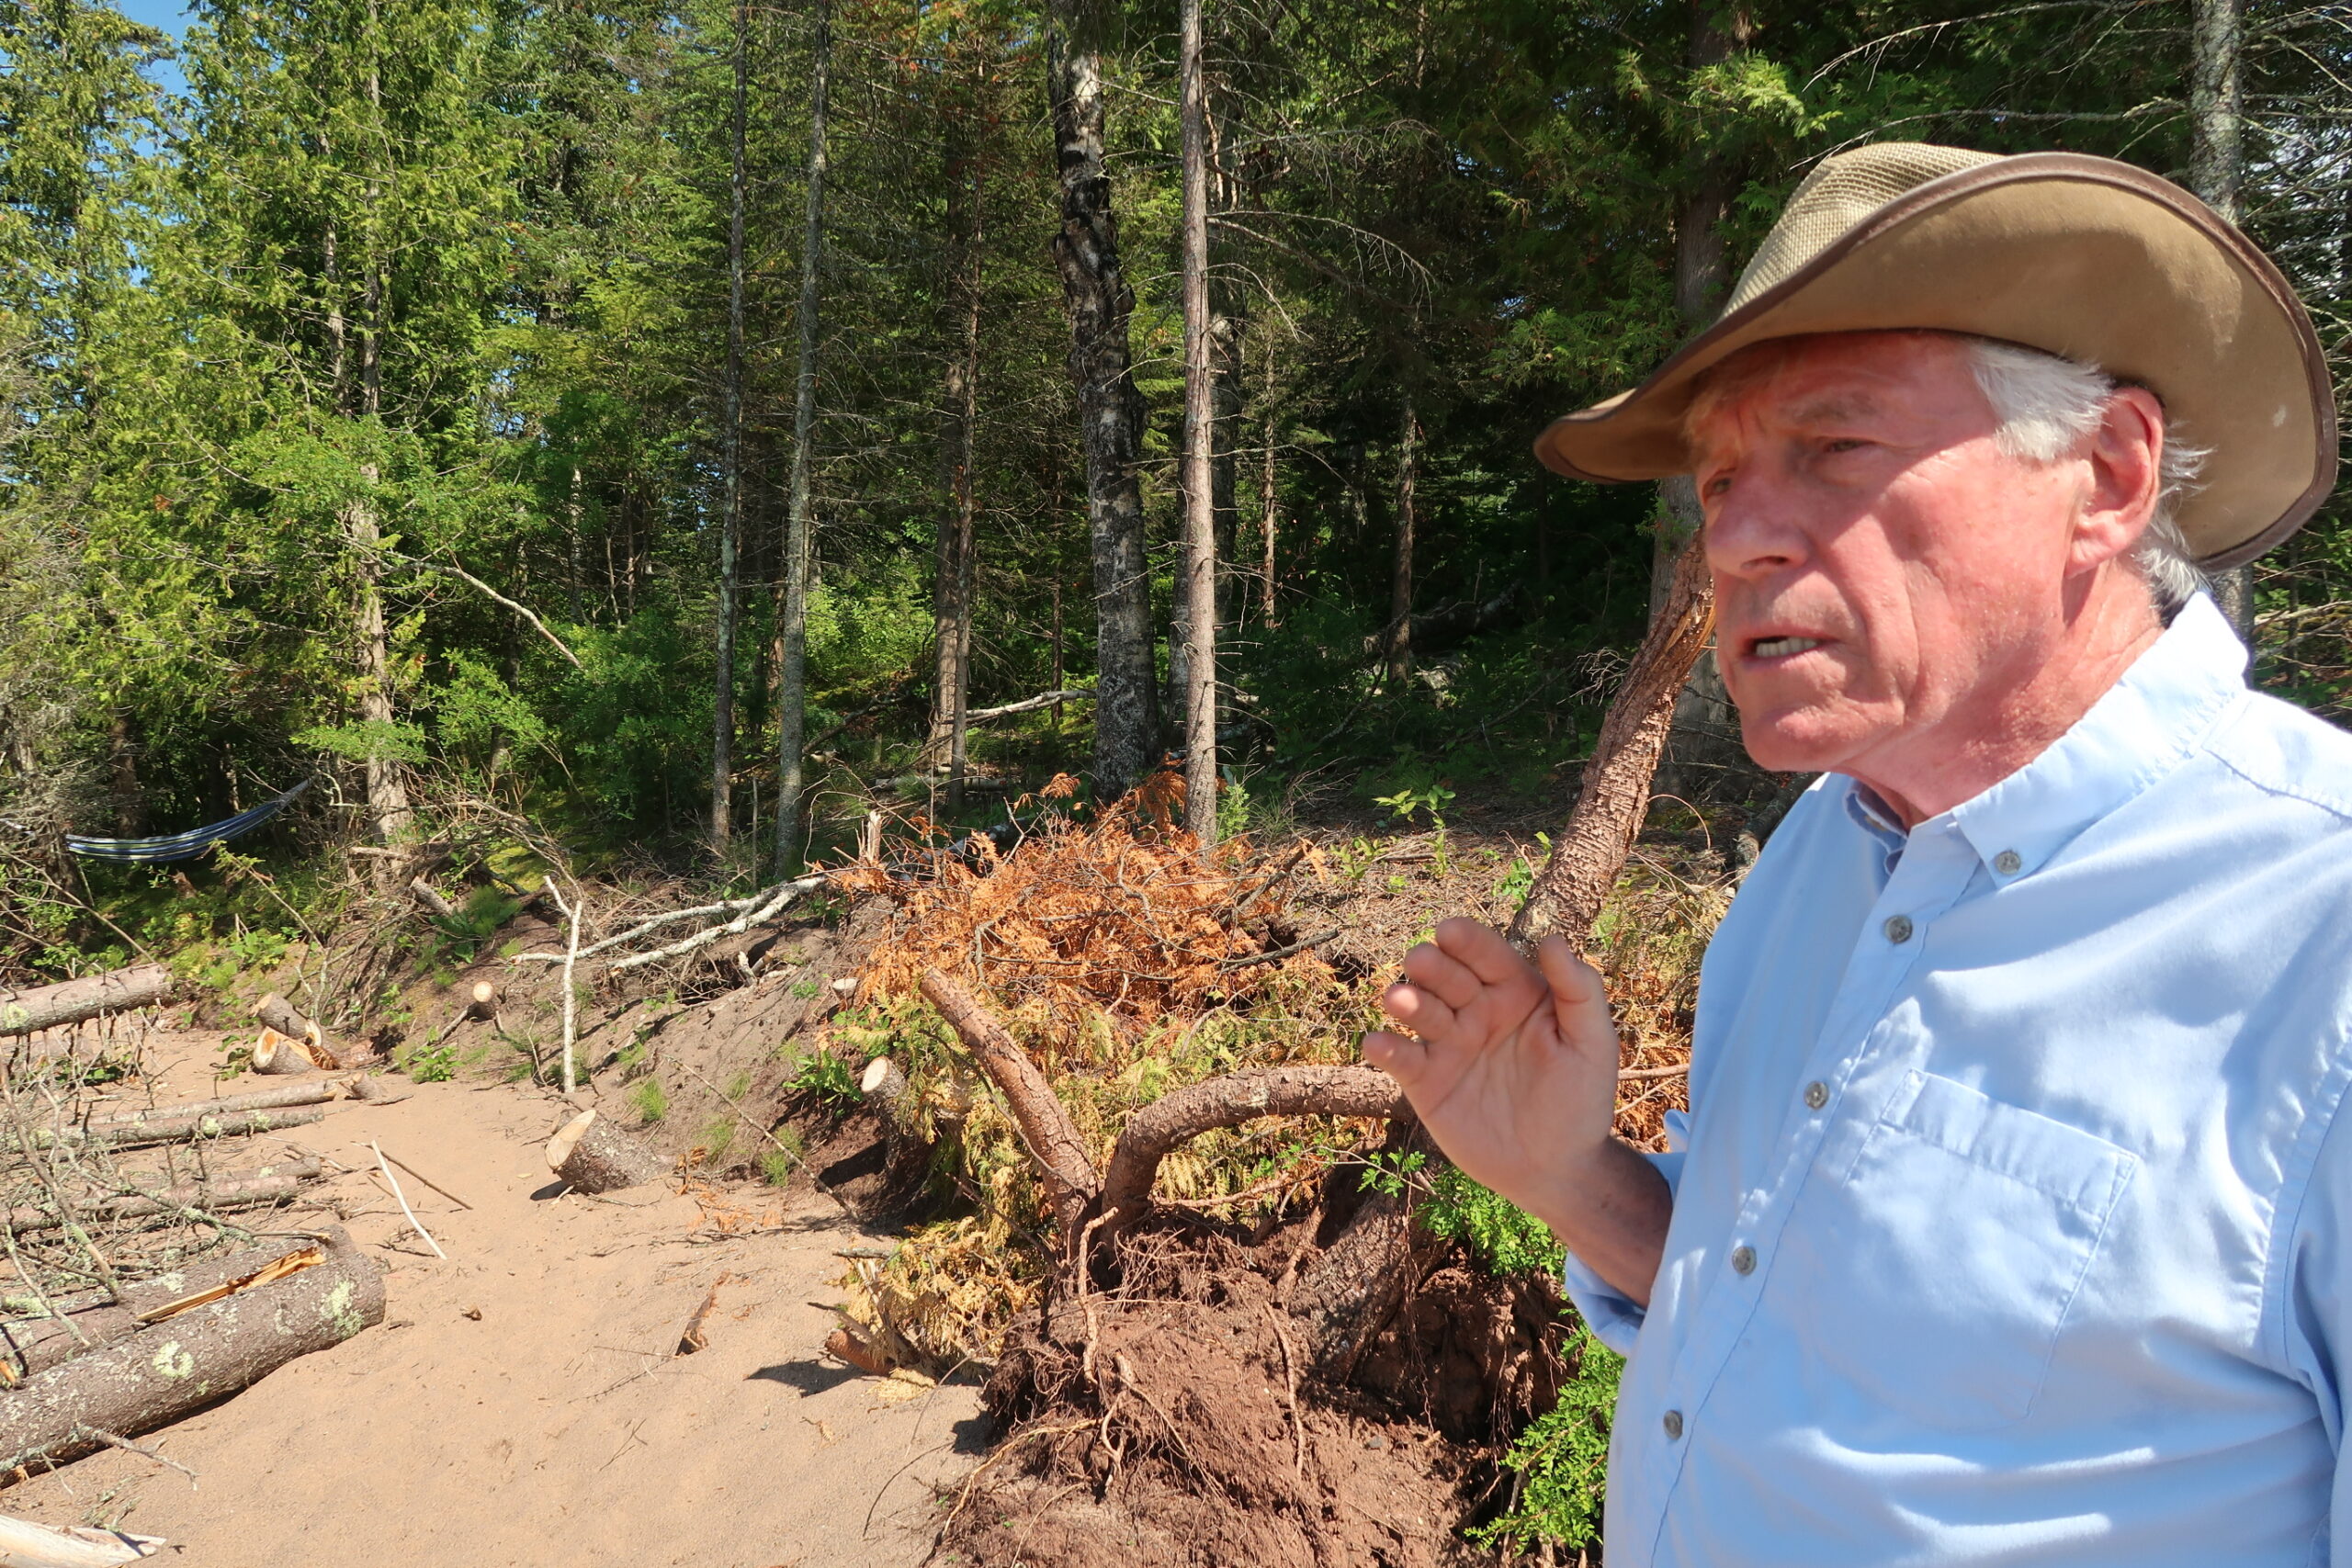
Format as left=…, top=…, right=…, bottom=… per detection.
left=786, top=1049, right=862, bottom=1114
left=1421, top=1165, right=1566, bottom=1277
left=1473, top=1329, right=1623, bottom=1556
left=629, top=1076, right=670, bottom=1122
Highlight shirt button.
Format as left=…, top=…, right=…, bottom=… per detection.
left=1662, top=1409, right=1684, bottom=1440
left=1994, top=849, right=2023, bottom=875
left=1883, top=914, right=1915, bottom=943
left=1731, top=1245, right=1757, bottom=1276
left=1804, top=1080, right=1829, bottom=1111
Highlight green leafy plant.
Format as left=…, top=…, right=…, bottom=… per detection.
left=403, top=1038, right=458, bottom=1084
left=1472, top=1329, right=1623, bottom=1555
left=1421, top=1166, right=1566, bottom=1276
left=786, top=1049, right=863, bottom=1113
left=760, top=1126, right=808, bottom=1186
left=629, top=1076, right=670, bottom=1122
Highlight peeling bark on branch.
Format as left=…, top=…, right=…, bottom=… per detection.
left=1099, top=1066, right=1404, bottom=1237
left=0, top=1237, right=324, bottom=1382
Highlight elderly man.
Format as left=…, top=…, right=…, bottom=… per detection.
left=1364, top=143, right=2352, bottom=1563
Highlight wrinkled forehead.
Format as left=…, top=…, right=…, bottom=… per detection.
left=1682, top=330, right=1982, bottom=448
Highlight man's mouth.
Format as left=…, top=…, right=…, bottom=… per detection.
left=1749, top=636, right=1826, bottom=660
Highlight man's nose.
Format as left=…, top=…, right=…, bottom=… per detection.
left=1701, top=466, right=1811, bottom=582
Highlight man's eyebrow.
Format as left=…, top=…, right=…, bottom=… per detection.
left=1779, top=391, right=1885, bottom=425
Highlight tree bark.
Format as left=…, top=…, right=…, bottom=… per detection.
left=252, top=993, right=342, bottom=1067
left=711, top=0, right=752, bottom=851
left=1510, top=535, right=1714, bottom=950
left=918, top=969, right=1096, bottom=1239
left=928, top=126, right=985, bottom=813
left=10, top=1108, right=325, bottom=1157
left=2189, top=0, right=2256, bottom=644
left=0, top=1236, right=326, bottom=1382
left=1098, top=1064, right=1402, bottom=1236
left=0, top=967, right=176, bottom=1037
left=0, top=1228, right=380, bottom=1472
left=773, top=0, right=831, bottom=875
left=1387, top=396, right=1419, bottom=682
left=1178, top=0, right=1220, bottom=845
left=1258, top=341, right=1279, bottom=628
left=545, top=1109, right=667, bottom=1194
left=87, top=1084, right=338, bottom=1129
left=1046, top=0, right=1157, bottom=801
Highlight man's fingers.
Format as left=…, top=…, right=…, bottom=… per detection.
left=1360, top=1029, right=1427, bottom=1089
left=1400, top=940, right=1484, bottom=1010
left=1535, top=936, right=1618, bottom=1055
left=1378, top=979, right=1457, bottom=1042
left=1435, top=917, right=1541, bottom=987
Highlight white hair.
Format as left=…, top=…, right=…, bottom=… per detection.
left=1964, top=338, right=2211, bottom=616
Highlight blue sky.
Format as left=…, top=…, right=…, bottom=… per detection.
left=114, top=0, right=189, bottom=96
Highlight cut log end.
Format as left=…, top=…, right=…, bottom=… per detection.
left=545, top=1110, right=667, bottom=1195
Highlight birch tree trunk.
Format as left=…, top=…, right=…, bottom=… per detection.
left=1178, top=0, right=1219, bottom=845
left=1258, top=339, right=1279, bottom=628
left=2190, top=0, right=2255, bottom=643
left=929, top=130, right=984, bottom=815
left=774, top=0, right=830, bottom=875
left=1046, top=0, right=1157, bottom=802
left=711, top=0, right=750, bottom=851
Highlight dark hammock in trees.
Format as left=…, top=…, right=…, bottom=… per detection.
left=65, top=780, right=312, bottom=863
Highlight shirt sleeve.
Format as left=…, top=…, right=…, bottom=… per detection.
left=1561, top=1110, right=1687, bottom=1355
left=2279, top=1093, right=2352, bottom=1564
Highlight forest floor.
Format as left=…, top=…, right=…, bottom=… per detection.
left=0, top=1019, right=989, bottom=1568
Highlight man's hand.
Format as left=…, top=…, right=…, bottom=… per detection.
left=1364, top=918, right=1671, bottom=1304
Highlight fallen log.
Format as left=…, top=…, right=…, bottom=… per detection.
left=249, top=1028, right=334, bottom=1076
left=85, top=1082, right=339, bottom=1127
left=0, top=1514, right=163, bottom=1566
left=0, top=1236, right=326, bottom=1382
left=10, top=1106, right=325, bottom=1156
left=919, top=970, right=1097, bottom=1237
left=252, top=994, right=343, bottom=1069
left=545, top=1110, right=667, bottom=1194
left=0, top=1227, right=383, bottom=1472
left=0, top=1159, right=322, bottom=1235
left=0, top=969, right=176, bottom=1039
left=1096, top=1065, right=1406, bottom=1238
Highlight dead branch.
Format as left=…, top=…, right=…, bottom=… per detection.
left=408, top=877, right=458, bottom=921
left=1509, top=534, right=1714, bottom=950
left=0, top=967, right=176, bottom=1037
left=11, top=1106, right=325, bottom=1156
left=85, top=1083, right=338, bottom=1127
left=604, top=874, right=828, bottom=975
left=965, top=688, right=1097, bottom=722
left=0, top=1511, right=164, bottom=1565
left=387, top=552, right=583, bottom=670
left=1097, top=1066, right=1405, bottom=1237
left=919, top=969, right=1097, bottom=1238
left=2, top=1159, right=321, bottom=1235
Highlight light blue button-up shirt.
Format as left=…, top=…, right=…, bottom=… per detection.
left=1566, top=594, right=2352, bottom=1565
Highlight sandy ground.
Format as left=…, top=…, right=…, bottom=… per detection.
left=1, top=1043, right=984, bottom=1568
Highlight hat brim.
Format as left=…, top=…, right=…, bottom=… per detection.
left=1533, top=153, right=2335, bottom=570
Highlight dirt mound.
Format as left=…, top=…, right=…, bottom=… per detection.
left=938, top=1223, right=1566, bottom=1568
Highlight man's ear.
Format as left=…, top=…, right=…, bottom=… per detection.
left=2072, top=386, right=2166, bottom=574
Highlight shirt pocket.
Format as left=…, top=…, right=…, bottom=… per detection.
left=1792, top=1069, right=2137, bottom=1430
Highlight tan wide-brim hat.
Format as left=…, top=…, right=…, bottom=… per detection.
left=1534, top=142, right=2336, bottom=569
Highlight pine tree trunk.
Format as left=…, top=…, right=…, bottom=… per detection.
left=2190, top=0, right=2255, bottom=643
left=1258, top=341, right=1279, bottom=629
left=774, top=0, right=831, bottom=875
left=1046, top=0, right=1157, bottom=802
left=929, top=132, right=985, bottom=814
left=712, top=0, right=750, bottom=852
left=1178, top=0, right=1219, bottom=846
left=1388, top=396, right=1418, bottom=682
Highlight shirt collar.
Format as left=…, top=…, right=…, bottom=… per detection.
left=1832, top=593, right=2248, bottom=883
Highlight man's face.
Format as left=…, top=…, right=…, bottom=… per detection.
left=1690, top=332, right=2109, bottom=792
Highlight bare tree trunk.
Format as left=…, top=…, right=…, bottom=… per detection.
left=1510, top=536, right=1713, bottom=950
left=1258, top=341, right=1279, bottom=629
left=1178, top=0, right=1219, bottom=845
left=1046, top=0, right=1157, bottom=801
left=2190, top=0, right=2255, bottom=643
left=929, top=130, right=985, bottom=815
left=711, top=1, right=751, bottom=852
left=1387, top=396, right=1419, bottom=682
left=774, top=0, right=830, bottom=875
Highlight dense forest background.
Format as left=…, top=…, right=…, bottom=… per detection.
left=4, top=0, right=2351, bottom=972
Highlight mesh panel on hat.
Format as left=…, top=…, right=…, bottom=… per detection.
left=1724, top=143, right=2004, bottom=314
